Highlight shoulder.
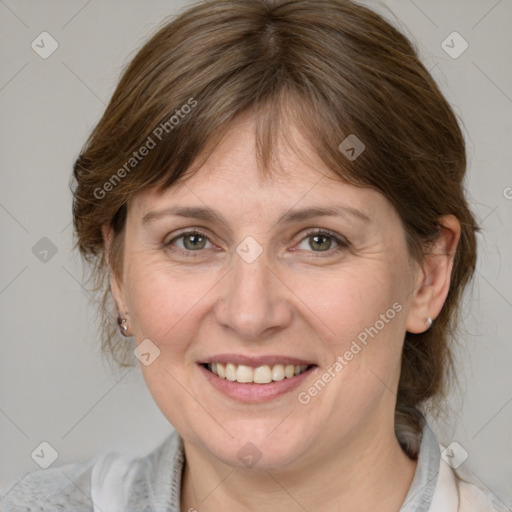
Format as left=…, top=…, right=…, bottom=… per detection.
left=457, top=477, right=511, bottom=512
left=93, top=430, right=184, bottom=511
left=0, top=433, right=183, bottom=512
left=0, top=457, right=97, bottom=512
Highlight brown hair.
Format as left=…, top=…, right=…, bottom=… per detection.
left=71, top=0, right=478, bottom=455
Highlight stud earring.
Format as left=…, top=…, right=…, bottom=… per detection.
left=117, top=312, right=130, bottom=336
left=425, top=317, right=433, bottom=328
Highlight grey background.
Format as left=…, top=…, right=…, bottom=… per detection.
left=1, top=0, right=511, bottom=506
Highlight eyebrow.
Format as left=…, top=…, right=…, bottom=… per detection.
left=141, top=205, right=371, bottom=229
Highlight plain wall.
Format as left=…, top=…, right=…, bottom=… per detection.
left=1, top=0, right=511, bottom=506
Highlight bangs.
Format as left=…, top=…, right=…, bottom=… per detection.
left=110, top=87, right=364, bottom=223
left=151, top=90, right=358, bottom=192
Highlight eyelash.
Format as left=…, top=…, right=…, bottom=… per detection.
left=164, top=229, right=349, bottom=258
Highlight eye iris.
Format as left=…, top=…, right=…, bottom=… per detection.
left=310, top=234, right=332, bottom=251
left=183, top=233, right=206, bottom=250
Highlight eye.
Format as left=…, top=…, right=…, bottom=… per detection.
left=295, top=229, right=349, bottom=256
left=164, top=228, right=349, bottom=258
left=164, top=230, right=213, bottom=257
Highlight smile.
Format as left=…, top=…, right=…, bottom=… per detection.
left=204, top=362, right=312, bottom=384
left=197, top=354, right=318, bottom=402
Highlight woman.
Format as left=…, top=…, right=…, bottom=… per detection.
left=1, top=0, right=507, bottom=510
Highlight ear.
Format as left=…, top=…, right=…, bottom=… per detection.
left=101, top=223, right=128, bottom=315
left=405, top=214, right=461, bottom=333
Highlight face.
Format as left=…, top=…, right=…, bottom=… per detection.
left=110, top=113, right=424, bottom=471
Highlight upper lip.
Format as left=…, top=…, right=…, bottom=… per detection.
left=199, top=354, right=316, bottom=367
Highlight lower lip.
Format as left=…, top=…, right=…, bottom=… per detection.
left=198, top=364, right=317, bottom=403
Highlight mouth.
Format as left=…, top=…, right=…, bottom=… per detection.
left=197, top=354, right=318, bottom=402
left=201, top=362, right=315, bottom=384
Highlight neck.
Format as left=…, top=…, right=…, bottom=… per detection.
left=180, top=420, right=418, bottom=512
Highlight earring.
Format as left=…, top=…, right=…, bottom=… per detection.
left=425, top=317, right=433, bottom=328
left=117, top=312, right=130, bottom=336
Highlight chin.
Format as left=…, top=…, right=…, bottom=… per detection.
left=196, top=422, right=312, bottom=471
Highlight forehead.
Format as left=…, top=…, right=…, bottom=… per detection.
left=128, top=114, right=386, bottom=225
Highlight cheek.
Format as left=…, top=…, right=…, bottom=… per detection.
left=290, top=266, right=407, bottom=408
left=291, top=265, right=403, bottom=346
left=124, top=261, right=215, bottom=433
left=125, top=258, right=218, bottom=344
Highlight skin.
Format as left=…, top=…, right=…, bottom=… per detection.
left=103, top=112, right=460, bottom=512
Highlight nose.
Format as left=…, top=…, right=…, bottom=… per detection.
left=214, top=248, right=293, bottom=342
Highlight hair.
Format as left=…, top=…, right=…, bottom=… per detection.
left=71, top=0, right=478, bottom=457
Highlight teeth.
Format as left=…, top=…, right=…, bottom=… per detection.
left=236, top=364, right=254, bottom=383
left=284, top=364, right=295, bottom=378
left=206, top=363, right=310, bottom=383
left=226, top=363, right=237, bottom=381
left=271, top=364, right=285, bottom=381
left=253, top=365, right=272, bottom=384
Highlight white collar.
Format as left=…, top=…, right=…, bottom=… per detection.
left=399, top=417, right=459, bottom=511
